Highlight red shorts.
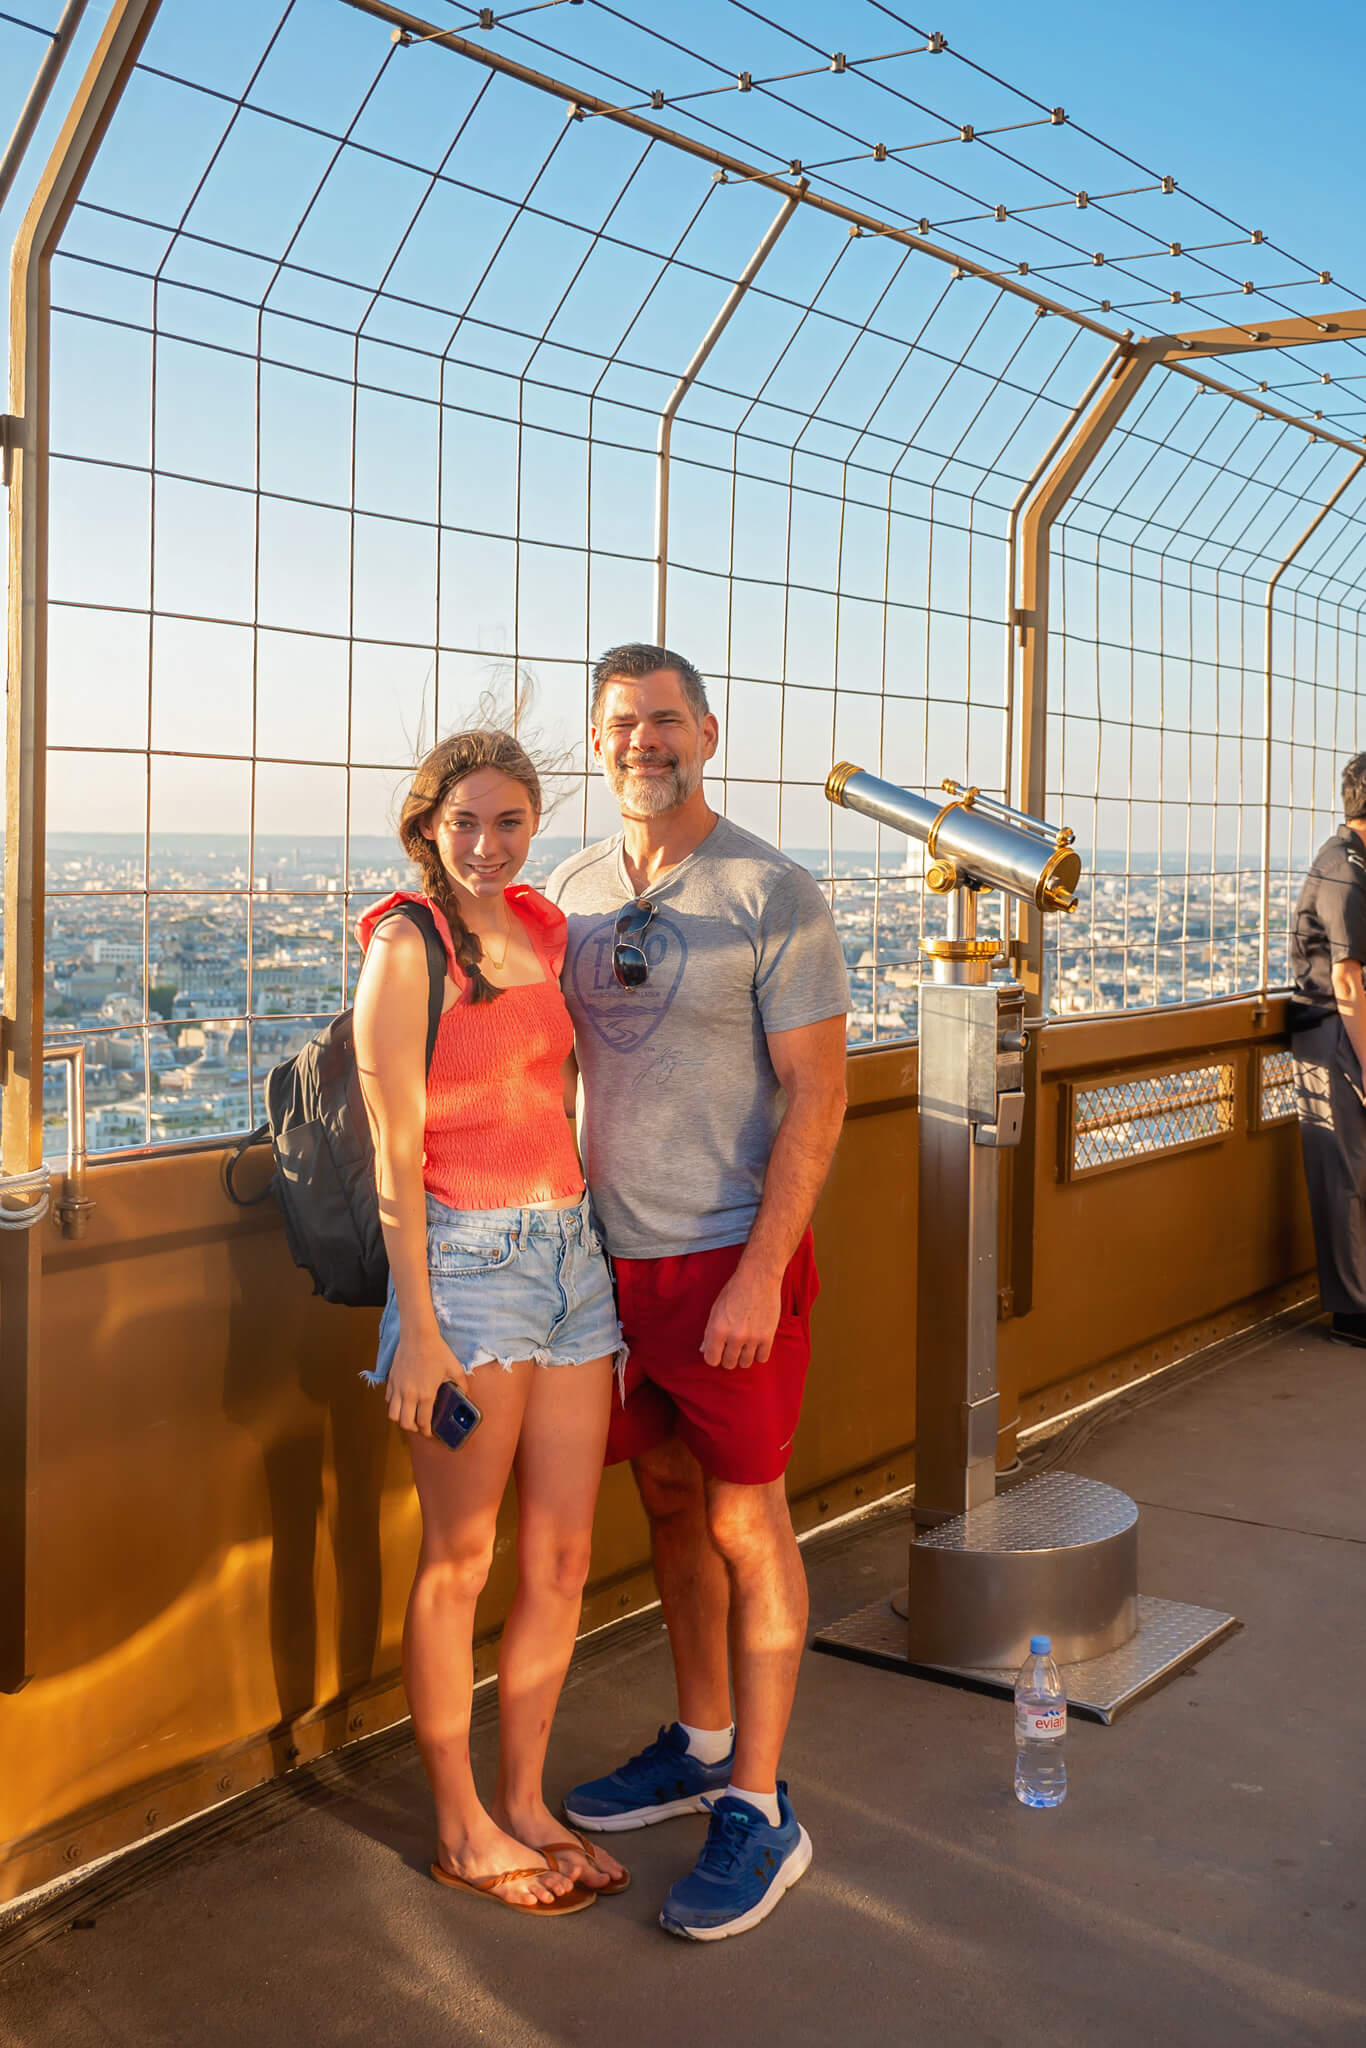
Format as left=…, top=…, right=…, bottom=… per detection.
left=607, top=1232, right=819, bottom=1485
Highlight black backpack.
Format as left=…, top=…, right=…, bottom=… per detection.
left=225, top=902, right=447, bottom=1307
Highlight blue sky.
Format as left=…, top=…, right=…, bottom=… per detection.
left=3, top=1, right=1364, bottom=856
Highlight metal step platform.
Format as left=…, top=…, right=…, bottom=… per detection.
left=812, top=1471, right=1238, bottom=1722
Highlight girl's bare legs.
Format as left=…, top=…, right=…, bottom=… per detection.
left=404, top=1361, right=574, bottom=1906
left=491, top=1355, right=626, bottom=1889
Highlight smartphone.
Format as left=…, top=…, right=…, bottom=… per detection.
left=431, top=1381, right=483, bottom=1451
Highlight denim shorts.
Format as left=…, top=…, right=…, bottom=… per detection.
left=364, top=1189, right=624, bottom=1386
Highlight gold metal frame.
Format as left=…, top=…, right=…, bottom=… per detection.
left=1003, top=313, right=1366, bottom=1333
left=1, top=0, right=165, bottom=1694
left=1011, top=314, right=1366, bottom=1009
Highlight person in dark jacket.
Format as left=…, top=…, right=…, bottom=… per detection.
left=1290, top=751, right=1366, bottom=1346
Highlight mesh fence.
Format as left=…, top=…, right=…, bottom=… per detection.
left=7, top=0, right=1365, bottom=1158
left=1069, top=1062, right=1237, bottom=1177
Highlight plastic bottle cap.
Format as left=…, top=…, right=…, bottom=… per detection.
left=1029, top=1634, right=1051, bottom=1654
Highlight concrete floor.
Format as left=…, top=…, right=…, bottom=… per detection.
left=2, top=1320, right=1364, bottom=2047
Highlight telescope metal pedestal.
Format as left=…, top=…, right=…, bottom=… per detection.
left=813, top=773, right=1239, bottom=1715
left=900, top=1471, right=1139, bottom=1667
left=812, top=1470, right=1238, bottom=1719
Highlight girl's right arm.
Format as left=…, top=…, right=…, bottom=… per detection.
left=353, top=920, right=465, bottom=1438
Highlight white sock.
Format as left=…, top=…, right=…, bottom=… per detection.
left=725, top=1783, right=782, bottom=1826
left=677, top=1721, right=734, bottom=1765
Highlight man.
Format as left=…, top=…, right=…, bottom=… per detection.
left=546, top=643, right=849, bottom=1940
left=1290, top=751, right=1366, bottom=1346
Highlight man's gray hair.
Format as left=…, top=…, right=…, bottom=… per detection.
left=590, top=644, right=710, bottom=728
left=1344, top=753, right=1366, bottom=822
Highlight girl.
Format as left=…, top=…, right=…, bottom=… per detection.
left=353, top=729, right=627, bottom=1915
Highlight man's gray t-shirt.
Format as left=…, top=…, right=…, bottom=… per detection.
left=546, top=816, right=849, bottom=1260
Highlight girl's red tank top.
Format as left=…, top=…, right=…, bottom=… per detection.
left=355, top=887, right=584, bottom=1212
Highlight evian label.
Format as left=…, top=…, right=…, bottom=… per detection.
left=1016, top=1704, right=1066, bottom=1742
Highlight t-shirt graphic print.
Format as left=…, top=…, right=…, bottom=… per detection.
left=547, top=816, right=849, bottom=1260
left=569, top=906, right=689, bottom=1055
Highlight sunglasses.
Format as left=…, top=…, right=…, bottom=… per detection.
left=613, top=898, right=656, bottom=989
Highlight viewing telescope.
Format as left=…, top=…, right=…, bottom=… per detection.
left=826, top=763, right=1081, bottom=934
left=820, top=764, right=1112, bottom=1672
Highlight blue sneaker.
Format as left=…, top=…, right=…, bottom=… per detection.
left=658, top=1785, right=812, bottom=1941
left=563, top=1723, right=734, bottom=1832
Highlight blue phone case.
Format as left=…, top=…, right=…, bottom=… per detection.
left=431, top=1381, right=483, bottom=1451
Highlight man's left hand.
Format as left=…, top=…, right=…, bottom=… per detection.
left=702, top=1263, right=783, bottom=1371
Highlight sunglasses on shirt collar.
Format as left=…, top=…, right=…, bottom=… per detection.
left=613, top=898, right=656, bottom=989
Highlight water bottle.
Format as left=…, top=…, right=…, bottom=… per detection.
left=1014, top=1633, right=1067, bottom=1808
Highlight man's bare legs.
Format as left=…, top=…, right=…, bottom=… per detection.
left=705, top=1473, right=807, bottom=1793
left=632, top=1438, right=731, bottom=1730
left=632, top=1436, right=807, bottom=1787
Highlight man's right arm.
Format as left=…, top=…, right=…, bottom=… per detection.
left=1332, top=958, right=1366, bottom=1080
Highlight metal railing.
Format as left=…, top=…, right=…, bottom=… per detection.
left=4, top=0, right=1365, bottom=1176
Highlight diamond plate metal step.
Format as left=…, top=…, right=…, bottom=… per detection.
left=813, top=1592, right=1239, bottom=1723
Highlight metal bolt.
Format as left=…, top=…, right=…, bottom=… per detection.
left=145, top=1809, right=158, bottom=1827
left=349, top=1713, right=364, bottom=1733
left=218, top=1775, right=232, bottom=1793
left=63, top=1843, right=80, bottom=1863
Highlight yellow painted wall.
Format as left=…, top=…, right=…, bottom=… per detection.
left=0, top=1011, right=1312, bottom=1900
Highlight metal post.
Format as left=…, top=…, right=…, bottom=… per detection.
left=914, top=883, right=1017, bottom=1522
left=911, top=948, right=1026, bottom=1527
left=0, top=0, right=91, bottom=216
left=1003, top=341, right=1129, bottom=812
left=42, top=1042, right=94, bottom=1237
left=1, top=0, right=163, bottom=1694
left=1258, top=454, right=1366, bottom=994
left=654, top=190, right=801, bottom=643
left=1014, top=340, right=1169, bottom=1007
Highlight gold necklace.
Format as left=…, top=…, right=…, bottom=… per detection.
left=479, top=904, right=515, bottom=973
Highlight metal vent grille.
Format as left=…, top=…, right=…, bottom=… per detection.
left=1068, top=1062, right=1236, bottom=1177
left=1256, top=1046, right=1297, bottom=1128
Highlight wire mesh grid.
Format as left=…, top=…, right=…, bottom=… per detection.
left=10, top=0, right=1365, bottom=1160
left=1256, top=1044, right=1297, bottom=1127
left=1045, top=369, right=1366, bottom=1015
left=1068, top=1061, right=1237, bottom=1177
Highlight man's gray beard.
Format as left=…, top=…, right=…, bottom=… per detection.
left=605, top=753, right=703, bottom=817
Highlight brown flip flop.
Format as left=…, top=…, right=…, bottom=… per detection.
left=429, top=1857, right=597, bottom=1915
left=544, top=1829, right=632, bottom=1896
